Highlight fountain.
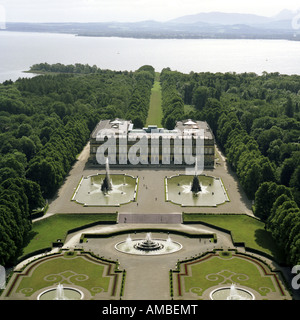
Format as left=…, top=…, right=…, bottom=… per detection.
left=165, top=235, right=176, bottom=252
left=191, top=158, right=202, bottom=193
left=133, top=233, right=164, bottom=252
left=101, top=158, right=112, bottom=193
left=72, top=169, right=138, bottom=207
left=37, top=283, right=84, bottom=300
left=115, top=233, right=182, bottom=255
left=191, top=175, right=202, bottom=193
left=227, top=283, right=242, bottom=300
left=55, top=283, right=67, bottom=300
left=124, top=234, right=133, bottom=252
left=210, top=283, right=255, bottom=300
left=166, top=173, right=229, bottom=207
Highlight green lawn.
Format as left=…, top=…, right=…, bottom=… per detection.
left=183, top=213, right=285, bottom=262
left=16, top=253, right=111, bottom=297
left=22, top=213, right=117, bottom=257
left=184, top=104, right=196, bottom=114
left=145, top=74, right=163, bottom=127
left=183, top=254, right=277, bottom=297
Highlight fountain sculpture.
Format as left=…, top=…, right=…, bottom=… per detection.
left=115, top=233, right=182, bottom=255
left=72, top=163, right=138, bottom=206
left=101, top=158, right=112, bottom=193
left=165, top=165, right=229, bottom=207
left=210, top=283, right=255, bottom=300
left=191, top=175, right=202, bottom=193
left=191, top=157, right=202, bottom=193
left=133, top=233, right=164, bottom=252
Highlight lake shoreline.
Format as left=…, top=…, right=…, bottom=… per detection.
left=1, top=31, right=300, bottom=83
left=1, top=29, right=300, bottom=42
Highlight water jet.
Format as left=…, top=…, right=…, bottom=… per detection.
left=37, top=283, right=84, bottom=300
left=115, top=233, right=182, bottom=255
left=210, top=283, right=255, bottom=300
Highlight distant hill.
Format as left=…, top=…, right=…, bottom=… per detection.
left=168, top=11, right=270, bottom=26
left=168, top=10, right=297, bottom=30
left=2, top=10, right=300, bottom=40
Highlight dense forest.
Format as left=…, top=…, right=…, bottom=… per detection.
left=0, top=63, right=299, bottom=267
left=0, top=65, right=155, bottom=266
left=160, top=68, right=300, bottom=266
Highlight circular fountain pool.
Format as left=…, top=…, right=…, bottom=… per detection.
left=37, top=284, right=84, bottom=300
left=115, top=233, right=182, bottom=255
left=210, top=284, right=255, bottom=300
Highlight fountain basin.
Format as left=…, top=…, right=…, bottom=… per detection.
left=166, top=174, right=229, bottom=207
left=72, top=173, right=138, bottom=206
left=115, top=233, right=182, bottom=255
left=210, top=285, right=255, bottom=300
left=37, top=285, right=84, bottom=300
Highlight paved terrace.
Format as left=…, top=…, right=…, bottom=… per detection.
left=20, top=143, right=295, bottom=301
left=45, top=143, right=253, bottom=218
left=9, top=223, right=291, bottom=300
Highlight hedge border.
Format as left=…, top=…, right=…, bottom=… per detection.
left=79, top=228, right=216, bottom=243
left=173, top=250, right=287, bottom=298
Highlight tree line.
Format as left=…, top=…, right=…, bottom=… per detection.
left=160, top=68, right=185, bottom=129
left=29, top=62, right=101, bottom=75
left=0, top=64, right=299, bottom=266
left=0, top=65, right=155, bottom=266
left=125, top=65, right=155, bottom=128
left=159, top=69, right=300, bottom=265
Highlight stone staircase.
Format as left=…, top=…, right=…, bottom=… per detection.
left=118, top=213, right=182, bottom=224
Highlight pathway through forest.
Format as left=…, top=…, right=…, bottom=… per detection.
left=145, top=72, right=163, bottom=127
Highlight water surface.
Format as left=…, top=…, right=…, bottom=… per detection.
left=1, top=31, right=300, bottom=82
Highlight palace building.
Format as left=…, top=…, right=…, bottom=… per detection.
left=89, top=118, right=215, bottom=167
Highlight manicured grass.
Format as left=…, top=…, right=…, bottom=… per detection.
left=183, top=254, right=276, bottom=297
left=183, top=213, right=285, bottom=262
left=16, top=253, right=110, bottom=296
left=184, top=104, right=196, bottom=114
left=22, top=213, right=117, bottom=257
left=146, top=74, right=163, bottom=127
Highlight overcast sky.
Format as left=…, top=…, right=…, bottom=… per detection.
left=0, top=0, right=300, bottom=22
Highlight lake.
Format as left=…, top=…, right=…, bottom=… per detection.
left=1, top=31, right=300, bottom=83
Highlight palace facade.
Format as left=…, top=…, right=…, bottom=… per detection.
left=89, top=119, right=215, bottom=167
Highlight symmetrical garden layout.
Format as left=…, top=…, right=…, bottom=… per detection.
left=0, top=136, right=294, bottom=300
left=0, top=71, right=297, bottom=301
left=172, top=252, right=288, bottom=300
left=1, top=133, right=295, bottom=301
left=2, top=224, right=292, bottom=300
left=4, top=252, right=124, bottom=300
